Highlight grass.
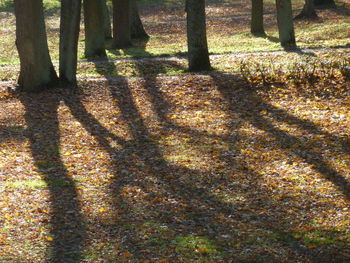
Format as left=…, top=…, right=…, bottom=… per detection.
left=5, top=180, right=48, bottom=189
left=172, top=235, right=220, bottom=261
left=0, top=0, right=61, bottom=13
left=0, top=0, right=349, bottom=69
left=4, top=178, right=79, bottom=189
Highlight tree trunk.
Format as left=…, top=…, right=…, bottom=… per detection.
left=295, top=0, right=318, bottom=19
left=314, top=0, right=336, bottom=7
left=84, top=0, right=106, bottom=58
left=131, top=0, right=149, bottom=40
left=102, top=0, right=112, bottom=39
left=14, top=0, right=58, bottom=92
left=112, top=0, right=132, bottom=49
left=59, top=0, right=82, bottom=86
left=186, top=0, right=211, bottom=71
left=275, top=0, right=296, bottom=49
left=251, top=0, right=265, bottom=36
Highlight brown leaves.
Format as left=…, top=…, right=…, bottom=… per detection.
left=1, top=71, right=350, bottom=262
left=237, top=52, right=350, bottom=100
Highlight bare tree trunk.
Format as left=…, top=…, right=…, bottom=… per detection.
left=84, top=0, right=106, bottom=58
left=130, top=0, right=149, bottom=40
left=59, top=0, right=82, bottom=86
left=112, top=0, right=132, bottom=49
left=251, top=0, right=265, bottom=36
left=186, top=0, right=211, bottom=71
left=14, top=0, right=58, bottom=92
left=295, top=0, right=318, bottom=19
left=276, top=0, right=296, bottom=49
left=102, top=0, right=112, bottom=39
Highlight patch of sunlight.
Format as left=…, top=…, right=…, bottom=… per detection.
left=5, top=178, right=77, bottom=189
left=5, top=180, right=47, bottom=189
left=172, top=235, right=218, bottom=255
left=211, top=190, right=247, bottom=205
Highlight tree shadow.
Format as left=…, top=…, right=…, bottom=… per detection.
left=210, top=72, right=350, bottom=199
left=0, top=124, right=26, bottom=143
left=19, top=90, right=85, bottom=263
left=285, top=47, right=317, bottom=56
left=107, top=74, right=350, bottom=262
left=328, top=3, right=350, bottom=15
left=254, top=33, right=280, bottom=44
left=83, top=57, right=346, bottom=261
left=64, top=69, right=153, bottom=259
left=106, top=38, right=154, bottom=59
left=62, top=75, right=349, bottom=261
left=15, top=59, right=349, bottom=262
left=113, top=79, right=276, bottom=251
left=266, top=35, right=280, bottom=43
left=77, top=57, right=250, bottom=259
left=52, top=39, right=349, bottom=261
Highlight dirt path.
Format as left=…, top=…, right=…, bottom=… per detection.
left=1, top=45, right=349, bottom=70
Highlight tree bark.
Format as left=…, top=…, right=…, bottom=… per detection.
left=112, top=0, right=132, bottom=49
left=251, top=0, right=265, bottom=36
left=102, top=0, right=112, bottom=39
left=14, top=0, right=58, bottom=92
left=84, top=0, right=106, bottom=58
left=186, top=0, right=211, bottom=71
left=130, top=0, right=149, bottom=40
left=295, top=0, right=318, bottom=19
left=275, top=0, right=296, bottom=49
left=59, top=0, right=82, bottom=86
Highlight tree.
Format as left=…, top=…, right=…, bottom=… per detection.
left=295, top=0, right=318, bottom=19
left=59, top=0, right=82, bottom=85
left=275, top=0, right=296, bottom=49
left=84, top=0, right=107, bottom=58
left=112, top=0, right=132, bottom=48
left=14, top=0, right=58, bottom=92
left=251, top=0, right=265, bottom=36
left=130, top=0, right=149, bottom=40
left=102, top=0, right=112, bottom=39
left=186, top=0, right=211, bottom=71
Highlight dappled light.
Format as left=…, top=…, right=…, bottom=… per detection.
left=1, top=0, right=350, bottom=262
left=1, top=70, right=349, bottom=261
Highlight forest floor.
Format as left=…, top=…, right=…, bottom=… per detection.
left=1, top=65, right=350, bottom=263
left=1, top=0, right=350, bottom=262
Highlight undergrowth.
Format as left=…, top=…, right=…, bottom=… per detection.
left=238, top=55, right=350, bottom=99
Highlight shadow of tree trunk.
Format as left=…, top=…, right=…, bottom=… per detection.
left=211, top=73, right=350, bottom=200
left=20, top=91, right=85, bottom=263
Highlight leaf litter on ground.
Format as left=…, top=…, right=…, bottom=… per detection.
left=0, top=66, right=349, bottom=262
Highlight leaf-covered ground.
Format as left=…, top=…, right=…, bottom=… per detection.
left=1, top=0, right=350, bottom=262
left=0, top=68, right=349, bottom=262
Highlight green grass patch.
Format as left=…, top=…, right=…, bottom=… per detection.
left=5, top=178, right=76, bottom=189
left=209, top=32, right=282, bottom=54
left=271, top=229, right=350, bottom=248
left=5, top=180, right=48, bottom=189
left=172, top=235, right=219, bottom=256
left=0, top=0, right=348, bottom=74
left=0, top=0, right=60, bottom=13
left=43, top=0, right=60, bottom=12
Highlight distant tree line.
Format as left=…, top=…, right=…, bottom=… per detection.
left=14, top=0, right=337, bottom=92
left=14, top=0, right=211, bottom=92
left=251, top=0, right=296, bottom=48
left=251, top=0, right=337, bottom=45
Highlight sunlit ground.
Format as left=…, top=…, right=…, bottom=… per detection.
left=0, top=72, right=349, bottom=262
left=0, top=0, right=349, bottom=262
